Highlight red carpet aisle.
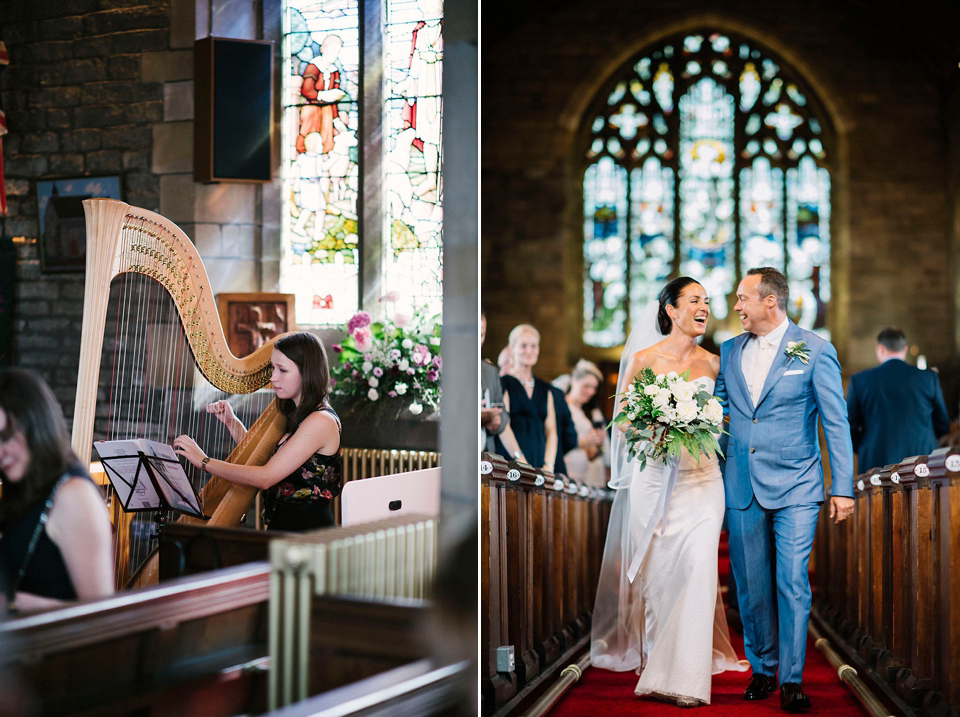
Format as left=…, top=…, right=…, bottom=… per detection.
left=551, top=534, right=868, bottom=716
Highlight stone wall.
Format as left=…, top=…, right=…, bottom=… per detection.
left=0, top=0, right=280, bottom=420
left=481, top=0, right=960, bottom=382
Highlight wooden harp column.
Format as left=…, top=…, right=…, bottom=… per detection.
left=73, top=198, right=287, bottom=588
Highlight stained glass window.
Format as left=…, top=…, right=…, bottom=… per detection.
left=282, top=0, right=443, bottom=326
left=384, top=0, right=444, bottom=319
left=582, top=31, right=831, bottom=347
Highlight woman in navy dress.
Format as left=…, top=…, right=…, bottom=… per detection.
left=0, top=369, right=114, bottom=615
left=495, top=324, right=558, bottom=473
left=175, top=332, right=342, bottom=532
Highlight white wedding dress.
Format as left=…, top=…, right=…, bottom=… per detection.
left=591, top=377, right=748, bottom=706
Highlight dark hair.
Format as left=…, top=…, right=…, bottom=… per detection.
left=0, top=368, right=78, bottom=527
left=746, top=267, right=789, bottom=311
left=657, top=277, right=701, bottom=334
left=877, top=326, right=907, bottom=353
left=273, top=332, right=331, bottom=433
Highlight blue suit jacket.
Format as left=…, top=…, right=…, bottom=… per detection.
left=846, top=359, right=950, bottom=473
left=716, top=321, right=854, bottom=510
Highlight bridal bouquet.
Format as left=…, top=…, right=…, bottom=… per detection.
left=613, top=367, right=725, bottom=470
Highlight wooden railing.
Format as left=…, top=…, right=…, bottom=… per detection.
left=480, top=451, right=613, bottom=717
left=812, top=446, right=960, bottom=716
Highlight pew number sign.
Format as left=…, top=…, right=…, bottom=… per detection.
left=946, top=454, right=960, bottom=473
left=914, top=463, right=930, bottom=478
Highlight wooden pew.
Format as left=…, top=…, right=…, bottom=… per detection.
left=480, top=450, right=613, bottom=717
left=0, top=562, right=272, bottom=716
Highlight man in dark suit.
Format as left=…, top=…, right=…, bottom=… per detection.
left=846, top=327, right=951, bottom=473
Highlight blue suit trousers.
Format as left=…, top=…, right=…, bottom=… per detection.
left=726, top=498, right=821, bottom=684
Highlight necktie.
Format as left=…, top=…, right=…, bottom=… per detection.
left=751, top=336, right=771, bottom=405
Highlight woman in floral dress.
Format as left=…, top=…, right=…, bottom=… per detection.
left=175, top=332, right=342, bottom=531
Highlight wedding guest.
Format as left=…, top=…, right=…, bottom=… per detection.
left=0, top=369, right=114, bottom=616
left=175, top=332, right=342, bottom=532
left=495, top=324, right=559, bottom=473
left=847, top=326, right=950, bottom=472
left=497, top=346, right=513, bottom=377
left=563, top=359, right=609, bottom=488
left=480, top=312, right=508, bottom=453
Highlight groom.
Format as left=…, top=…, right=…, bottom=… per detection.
left=716, top=267, right=854, bottom=712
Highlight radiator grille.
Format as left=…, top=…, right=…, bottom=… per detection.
left=268, top=514, right=438, bottom=708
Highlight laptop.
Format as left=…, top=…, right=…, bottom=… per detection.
left=340, top=467, right=442, bottom=527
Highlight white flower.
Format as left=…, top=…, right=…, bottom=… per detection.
left=653, top=387, right=672, bottom=409
left=362, top=360, right=373, bottom=373
left=671, top=381, right=696, bottom=402
left=643, top=383, right=659, bottom=396
left=676, top=399, right=699, bottom=423
left=398, top=358, right=410, bottom=372
left=396, top=382, right=408, bottom=396
left=657, top=406, right=677, bottom=423
left=368, top=377, right=379, bottom=388
left=665, top=371, right=679, bottom=382
left=409, top=402, right=423, bottom=416
left=703, top=398, right=724, bottom=425
left=367, top=388, right=379, bottom=401
left=402, top=338, right=414, bottom=349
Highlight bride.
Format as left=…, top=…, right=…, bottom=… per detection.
left=590, top=276, right=748, bottom=707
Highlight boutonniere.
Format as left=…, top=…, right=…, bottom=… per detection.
left=785, top=340, right=810, bottom=364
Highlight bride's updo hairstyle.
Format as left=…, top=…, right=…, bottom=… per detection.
left=657, top=276, right=701, bottom=335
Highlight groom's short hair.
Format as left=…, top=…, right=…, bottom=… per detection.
left=746, top=267, right=788, bottom=311
left=877, top=327, right=907, bottom=353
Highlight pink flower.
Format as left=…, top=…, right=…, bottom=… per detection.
left=353, top=326, right=373, bottom=352
left=332, top=344, right=342, bottom=353
left=412, top=344, right=431, bottom=366
left=394, top=313, right=411, bottom=328
left=373, top=366, right=383, bottom=377
left=380, top=290, right=401, bottom=303
left=347, top=311, right=372, bottom=334
left=330, top=377, right=337, bottom=388
left=426, top=369, right=439, bottom=382
left=388, top=390, right=398, bottom=398
left=432, top=355, right=442, bottom=369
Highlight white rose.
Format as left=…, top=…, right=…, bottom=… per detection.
left=653, top=387, right=672, bottom=409
left=665, top=371, right=679, bottom=381
left=409, top=402, right=423, bottom=416
left=398, top=358, right=410, bottom=372
left=402, top=338, right=414, bottom=349
left=658, top=406, right=677, bottom=423
left=368, top=377, right=379, bottom=388
left=676, top=399, right=699, bottom=424
left=362, top=360, right=373, bottom=373
left=643, top=383, right=659, bottom=396
left=703, top=398, right=724, bottom=425
left=671, top=381, right=696, bottom=402
left=396, top=382, right=408, bottom=396
left=367, top=388, right=379, bottom=401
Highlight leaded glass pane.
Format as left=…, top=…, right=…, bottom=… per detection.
left=384, top=0, right=443, bottom=318
left=740, top=157, right=785, bottom=273
left=677, top=78, right=735, bottom=320
left=282, top=0, right=360, bottom=326
left=584, top=159, right=628, bottom=347
left=629, top=159, right=674, bottom=328
left=786, top=156, right=831, bottom=335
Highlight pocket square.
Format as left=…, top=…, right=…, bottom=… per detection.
left=784, top=369, right=804, bottom=376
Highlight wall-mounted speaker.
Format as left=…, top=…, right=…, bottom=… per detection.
left=194, top=37, right=274, bottom=183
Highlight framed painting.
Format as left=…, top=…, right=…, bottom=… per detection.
left=216, top=292, right=297, bottom=358
left=37, top=175, right=122, bottom=272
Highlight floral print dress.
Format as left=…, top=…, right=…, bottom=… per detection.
left=262, top=406, right=342, bottom=531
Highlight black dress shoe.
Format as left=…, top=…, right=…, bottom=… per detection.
left=780, top=682, right=811, bottom=712
left=744, top=673, right=777, bottom=700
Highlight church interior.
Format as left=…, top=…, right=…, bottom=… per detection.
left=481, top=1, right=960, bottom=716
left=0, top=0, right=478, bottom=715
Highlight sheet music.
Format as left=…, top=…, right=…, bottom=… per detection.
left=94, top=438, right=204, bottom=517
left=94, top=439, right=162, bottom=510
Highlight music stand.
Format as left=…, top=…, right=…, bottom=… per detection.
left=97, top=443, right=208, bottom=548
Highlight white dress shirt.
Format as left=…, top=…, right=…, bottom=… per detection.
left=740, top=318, right=789, bottom=406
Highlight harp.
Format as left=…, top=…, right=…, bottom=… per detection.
left=73, top=198, right=287, bottom=589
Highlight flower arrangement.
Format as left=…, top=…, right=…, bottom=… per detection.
left=613, top=367, right=725, bottom=470
left=784, top=340, right=810, bottom=364
left=330, top=294, right=442, bottom=419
